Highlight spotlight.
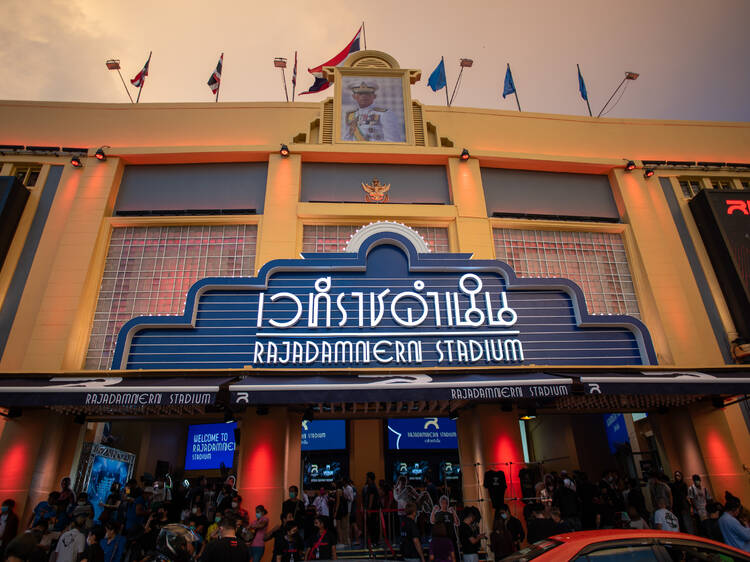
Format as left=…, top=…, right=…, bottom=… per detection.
left=459, top=58, right=474, bottom=68
left=643, top=168, right=655, bottom=178
left=625, top=160, right=636, bottom=171
left=95, top=146, right=109, bottom=161
left=448, top=409, right=459, bottom=421
left=302, top=407, right=314, bottom=422
left=460, top=148, right=470, bottom=161
left=280, top=144, right=290, bottom=158
left=70, top=156, right=83, bottom=168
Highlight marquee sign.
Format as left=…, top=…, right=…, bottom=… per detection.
left=111, top=230, right=656, bottom=370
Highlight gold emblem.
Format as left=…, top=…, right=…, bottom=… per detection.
left=362, top=178, right=390, bottom=203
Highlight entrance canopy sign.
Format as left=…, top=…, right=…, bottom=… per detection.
left=112, top=230, right=656, bottom=370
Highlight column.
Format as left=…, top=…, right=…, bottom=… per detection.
left=459, top=406, right=525, bottom=528
left=447, top=157, right=494, bottom=259
left=256, top=154, right=302, bottom=269
left=236, top=406, right=299, bottom=562
left=349, top=419, right=385, bottom=491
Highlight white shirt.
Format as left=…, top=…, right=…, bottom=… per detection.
left=654, top=508, right=680, bottom=532
left=343, top=485, right=355, bottom=514
left=55, top=528, right=86, bottom=562
left=313, top=494, right=329, bottom=517
left=342, top=103, right=405, bottom=143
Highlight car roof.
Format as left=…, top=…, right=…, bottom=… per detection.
left=550, top=529, right=748, bottom=554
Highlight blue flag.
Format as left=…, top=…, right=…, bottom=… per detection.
left=428, top=59, right=447, bottom=91
left=503, top=65, right=516, bottom=98
left=577, top=65, right=588, bottom=101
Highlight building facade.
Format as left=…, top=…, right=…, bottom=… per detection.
left=0, top=51, right=749, bottom=542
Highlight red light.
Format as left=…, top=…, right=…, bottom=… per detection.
left=96, top=153, right=105, bottom=160
left=70, top=156, right=82, bottom=167
left=644, top=169, right=654, bottom=178
left=460, top=149, right=470, bottom=161
left=625, top=160, right=636, bottom=171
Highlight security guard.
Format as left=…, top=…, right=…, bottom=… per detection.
left=343, top=81, right=405, bottom=142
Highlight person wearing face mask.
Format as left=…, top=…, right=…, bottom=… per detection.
left=248, top=505, right=269, bottom=562
left=229, top=495, right=249, bottom=526
left=306, top=515, right=336, bottom=560
left=190, top=504, right=209, bottom=537
left=495, top=505, right=524, bottom=551
left=79, top=526, right=105, bottom=562
left=100, top=521, right=126, bottom=562
left=206, top=512, right=224, bottom=543
left=274, top=521, right=304, bottom=562
left=282, top=487, right=306, bottom=534
left=670, top=471, right=694, bottom=534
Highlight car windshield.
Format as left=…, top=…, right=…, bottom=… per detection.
left=499, top=539, right=563, bottom=561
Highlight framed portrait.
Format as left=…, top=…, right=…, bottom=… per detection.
left=339, top=75, right=407, bottom=143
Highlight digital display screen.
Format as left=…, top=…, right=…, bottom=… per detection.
left=301, top=420, right=346, bottom=451
left=303, top=459, right=344, bottom=487
left=393, top=460, right=430, bottom=483
left=185, top=422, right=237, bottom=471
left=387, top=417, right=458, bottom=450
left=440, top=461, right=461, bottom=481
left=604, top=413, right=630, bottom=454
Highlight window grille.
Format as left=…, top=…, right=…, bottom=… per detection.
left=492, top=228, right=640, bottom=318
left=85, top=224, right=257, bottom=369
left=301, top=224, right=450, bottom=253
left=12, top=165, right=41, bottom=187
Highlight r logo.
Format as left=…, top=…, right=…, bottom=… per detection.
left=588, top=383, right=602, bottom=394
left=235, top=392, right=249, bottom=404
left=423, top=417, right=439, bottom=430
left=726, top=200, right=750, bottom=215
left=302, top=420, right=309, bottom=431
left=311, top=464, right=319, bottom=475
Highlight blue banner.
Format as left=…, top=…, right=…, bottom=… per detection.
left=604, top=413, right=630, bottom=454
left=301, top=419, right=346, bottom=451
left=185, top=422, right=237, bottom=470
left=387, top=417, right=458, bottom=450
left=113, top=230, right=655, bottom=370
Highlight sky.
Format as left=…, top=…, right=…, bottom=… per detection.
left=1, top=0, right=749, bottom=122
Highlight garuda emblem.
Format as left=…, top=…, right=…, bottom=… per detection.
left=362, top=178, right=390, bottom=203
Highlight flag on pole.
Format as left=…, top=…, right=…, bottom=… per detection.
left=208, top=53, right=223, bottom=95
left=427, top=59, right=447, bottom=91
left=577, top=65, right=588, bottom=101
left=299, top=26, right=362, bottom=95
left=130, top=53, right=151, bottom=88
left=502, top=65, right=516, bottom=98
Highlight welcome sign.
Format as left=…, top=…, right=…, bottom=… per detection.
left=112, top=230, right=655, bottom=370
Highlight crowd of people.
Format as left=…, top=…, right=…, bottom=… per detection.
left=0, top=467, right=749, bottom=562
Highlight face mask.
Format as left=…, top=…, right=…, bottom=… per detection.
left=256, top=511, right=262, bottom=519
left=289, top=492, right=296, bottom=499
left=1, top=506, right=8, bottom=514
left=192, top=507, right=198, bottom=514
left=231, top=502, right=238, bottom=509
left=500, top=513, right=508, bottom=520
left=215, top=516, right=221, bottom=523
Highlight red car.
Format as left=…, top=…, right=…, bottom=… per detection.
left=500, top=529, right=750, bottom=561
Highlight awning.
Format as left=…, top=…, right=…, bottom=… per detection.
left=228, top=372, right=573, bottom=405
left=0, top=367, right=747, bottom=410
left=0, top=375, right=235, bottom=408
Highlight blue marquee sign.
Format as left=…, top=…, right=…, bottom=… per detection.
left=112, top=230, right=656, bottom=370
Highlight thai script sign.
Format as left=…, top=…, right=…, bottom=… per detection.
left=112, top=231, right=655, bottom=370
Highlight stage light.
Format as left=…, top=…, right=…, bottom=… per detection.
left=625, top=160, right=636, bottom=171
left=625, top=72, right=640, bottom=81
left=280, top=144, right=290, bottom=157
left=95, top=146, right=109, bottom=161
left=460, top=148, right=470, bottom=161
left=643, top=168, right=655, bottom=178
left=70, top=156, right=83, bottom=168
left=273, top=57, right=287, bottom=69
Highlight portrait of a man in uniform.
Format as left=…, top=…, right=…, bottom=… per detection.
left=340, top=76, right=406, bottom=143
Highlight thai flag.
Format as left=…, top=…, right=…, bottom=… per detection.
left=208, top=53, right=223, bottom=95
left=130, top=53, right=151, bottom=88
left=299, top=26, right=362, bottom=95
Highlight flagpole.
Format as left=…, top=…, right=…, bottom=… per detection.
left=362, top=21, right=367, bottom=49
left=216, top=53, right=222, bottom=103
left=115, top=67, right=134, bottom=103
left=443, top=57, right=450, bottom=107
left=597, top=76, right=627, bottom=118
left=292, top=51, right=297, bottom=102
left=136, top=51, right=151, bottom=104
left=578, top=64, right=592, bottom=117
left=281, top=66, right=289, bottom=102
left=449, top=65, right=464, bottom=106
left=508, top=63, right=521, bottom=111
